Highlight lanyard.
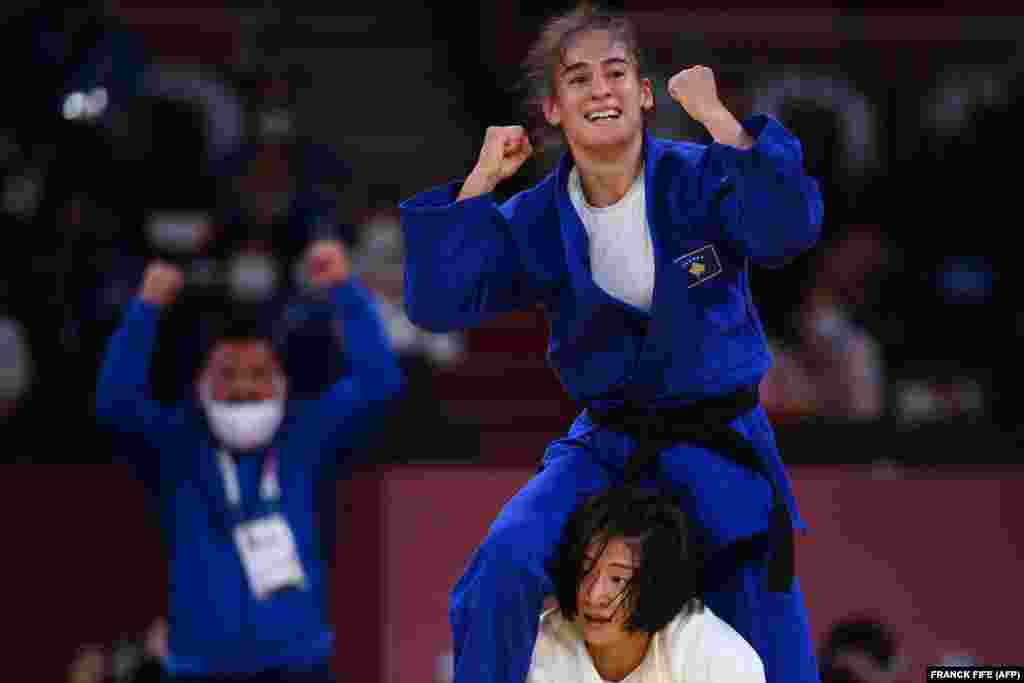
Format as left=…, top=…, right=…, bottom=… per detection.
left=216, top=449, right=281, bottom=508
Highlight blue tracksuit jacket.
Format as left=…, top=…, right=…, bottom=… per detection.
left=400, top=114, right=824, bottom=683
left=94, top=280, right=402, bottom=677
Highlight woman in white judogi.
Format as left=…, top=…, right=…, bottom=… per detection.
left=528, top=486, right=765, bottom=683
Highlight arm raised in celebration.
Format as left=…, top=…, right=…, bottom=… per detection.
left=670, top=66, right=824, bottom=268
left=400, top=126, right=551, bottom=332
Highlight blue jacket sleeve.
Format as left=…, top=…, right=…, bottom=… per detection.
left=292, top=279, right=404, bottom=471
left=399, top=181, right=546, bottom=332
left=94, top=298, right=182, bottom=483
left=94, top=299, right=180, bottom=440
left=704, top=114, right=824, bottom=268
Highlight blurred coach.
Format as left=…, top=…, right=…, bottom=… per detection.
left=95, top=239, right=402, bottom=682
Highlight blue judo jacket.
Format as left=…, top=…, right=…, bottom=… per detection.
left=94, top=280, right=402, bottom=677
left=400, top=114, right=824, bottom=683
left=401, top=114, right=822, bottom=530
left=401, top=114, right=822, bottom=409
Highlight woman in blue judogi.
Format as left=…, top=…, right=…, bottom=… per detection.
left=399, top=7, right=824, bottom=683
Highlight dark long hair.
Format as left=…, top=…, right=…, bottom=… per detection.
left=549, top=484, right=704, bottom=634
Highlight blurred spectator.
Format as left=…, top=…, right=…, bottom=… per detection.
left=0, top=3, right=152, bottom=457
left=116, top=60, right=365, bottom=407
left=819, top=616, right=908, bottom=683
left=69, top=644, right=109, bottom=683
left=749, top=70, right=880, bottom=213
left=744, top=73, right=882, bottom=340
left=108, top=617, right=168, bottom=683
left=352, top=188, right=465, bottom=369
left=144, top=617, right=169, bottom=664
left=7, top=3, right=149, bottom=146
left=894, top=376, right=986, bottom=425
left=96, top=77, right=361, bottom=404
left=54, top=90, right=217, bottom=407
left=349, top=187, right=475, bottom=461
left=94, top=240, right=402, bottom=682
left=215, top=60, right=357, bottom=268
left=433, top=651, right=454, bottom=683
left=141, top=62, right=245, bottom=167
left=0, top=304, right=42, bottom=462
left=91, top=78, right=293, bottom=403
left=934, top=649, right=977, bottom=668
left=886, top=60, right=1022, bottom=429
left=0, top=314, right=34, bottom=424
left=67, top=617, right=168, bottom=683
left=761, top=226, right=887, bottom=422
left=77, top=53, right=362, bottom=408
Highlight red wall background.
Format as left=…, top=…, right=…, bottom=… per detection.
left=345, top=464, right=1024, bottom=683
left=4, top=464, right=1021, bottom=682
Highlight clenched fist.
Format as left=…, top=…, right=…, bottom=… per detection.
left=305, top=239, right=351, bottom=288
left=668, top=65, right=753, bottom=150
left=458, top=126, right=533, bottom=200
left=667, top=65, right=725, bottom=125
left=139, top=261, right=185, bottom=307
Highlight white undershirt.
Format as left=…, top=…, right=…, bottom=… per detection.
left=568, top=165, right=654, bottom=312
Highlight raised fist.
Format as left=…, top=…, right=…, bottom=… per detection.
left=667, top=65, right=724, bottom=125
left=460, top=126, right=533, bottom=199
left=305, top=239, right=351, bottom=288
left=139, top=261, right=185, bottom=307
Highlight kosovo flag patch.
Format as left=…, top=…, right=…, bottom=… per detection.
left=673, top=244, right=723, bottom=288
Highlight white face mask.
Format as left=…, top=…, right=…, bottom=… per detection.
left=146, top=212, right=210, bottom=254
left=228, top=252, right=280, bottom=303
left=199, top=381, right=286, bottom=452
left=810, top=306, right=846, bottom=340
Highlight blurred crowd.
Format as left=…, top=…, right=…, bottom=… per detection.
left=1, top=3, right=1018, bottom=682
left=0, top=3, right=468, bottom=464
left=70, top=618, right=167, bottom=683
left=2, top=3, right=1017, bottom=466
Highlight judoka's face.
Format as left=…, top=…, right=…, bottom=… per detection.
left=543, top=30, right=653, bottom=155
left=202, top=340, right=283, bottom=402
left=576, top=536, right=645, bottom=647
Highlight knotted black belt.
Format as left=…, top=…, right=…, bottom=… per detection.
left=588, top=385, right=794, bottom=594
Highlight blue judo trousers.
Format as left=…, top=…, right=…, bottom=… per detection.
left=400, top=114, right=825, bottom=683
left=450, top=406, right=815, bottom=683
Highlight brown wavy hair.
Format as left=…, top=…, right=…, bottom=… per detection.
left=520, top=3, right=650, bottom=152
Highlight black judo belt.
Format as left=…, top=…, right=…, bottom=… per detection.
left=589, top=386, right=794, bottom=594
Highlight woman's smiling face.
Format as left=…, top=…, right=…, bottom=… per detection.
left=544, top=29, right=653, bottom=155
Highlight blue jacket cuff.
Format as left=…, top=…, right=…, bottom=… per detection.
left=709, top=113, right=802, bottom=171
left=399, top=180, right=496, bottom=214
left=327, top=279, right=374, bottom=310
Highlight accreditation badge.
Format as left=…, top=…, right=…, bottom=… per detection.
left=233, top=512, right=307, bottom=599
